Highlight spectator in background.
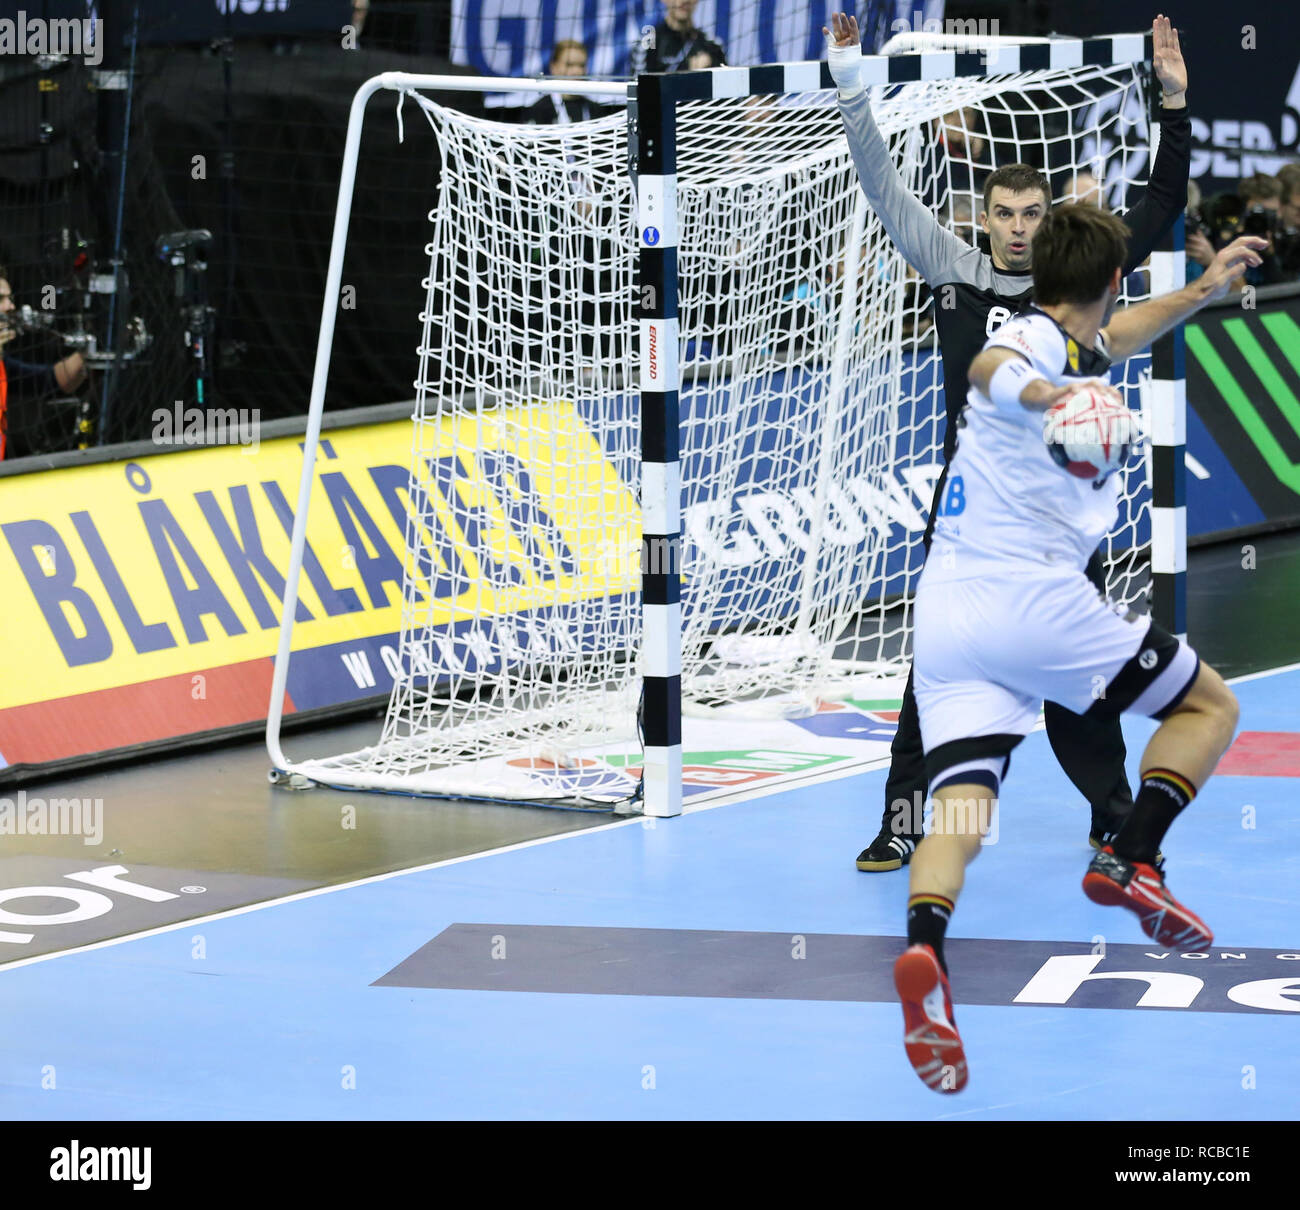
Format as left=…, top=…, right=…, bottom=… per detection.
left=0, top=267, right=86, bottom=460
left=1239, top=172, right=1283, bottom=215
left=1191, top=184, right=1291, bottom=287
left=1273, top=164, right=1300, bottom=275
left=1185, top=178, right=1214, bottom=283
left=1278, top=162, right=1300, bottom=231
left=941, top=195, right=975, bottom=244
left=937, top=108, right=987, bottom=170
left=634, top=0, right=726, bottom=74
left=1064, top=169, right=1104, bottom=207
left=935, top=107, right=988, bottom=198
left=1237, top=174, right=1290, bottom=285
left=520, top=41, right=600, bottom=124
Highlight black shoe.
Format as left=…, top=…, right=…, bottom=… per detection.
left=856, top=828, right=920, bottom=871
left=1089, top=813, right=1165, bottom=875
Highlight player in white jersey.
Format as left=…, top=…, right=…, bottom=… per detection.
left=893, top=203, right=1265, bottom=1094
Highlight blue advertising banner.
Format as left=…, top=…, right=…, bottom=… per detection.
left=451, top=0, right=946, bottom=81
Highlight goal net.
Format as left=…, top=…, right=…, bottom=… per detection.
left=268, top=42, right=1169, bottom=810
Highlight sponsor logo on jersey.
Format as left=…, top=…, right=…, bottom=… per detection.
left=1140, top=648, right=1158, bottom=669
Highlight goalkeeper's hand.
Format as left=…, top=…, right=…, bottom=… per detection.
left=824, top=12, right=863, bottom=99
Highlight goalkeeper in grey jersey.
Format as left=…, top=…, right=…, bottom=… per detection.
left=823, top=12, right=1194, bottom=873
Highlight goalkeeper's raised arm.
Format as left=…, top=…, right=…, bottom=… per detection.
left=824, top=12, right=969, bottom=285
left=1117, top=14, right=1191, bottom=273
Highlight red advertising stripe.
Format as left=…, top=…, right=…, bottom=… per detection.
left=0, top=659, right=291, bottom=766
left=1216, top=731, right=1300, bottom=778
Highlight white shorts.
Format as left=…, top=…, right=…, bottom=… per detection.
left=913, top=566, right=1200, bottom=790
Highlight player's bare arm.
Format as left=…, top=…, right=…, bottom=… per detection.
left=968, top=347, right=1116, bottom=413
left=1101, top=235, right=1265, bottom=363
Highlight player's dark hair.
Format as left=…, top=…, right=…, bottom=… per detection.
left=1032, top=204, right=1130, bottom=305
left=982, top=164, right=1050, bottom=213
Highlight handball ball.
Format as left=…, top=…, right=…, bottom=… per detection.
left=1043, top=386, right=1139, bottom=480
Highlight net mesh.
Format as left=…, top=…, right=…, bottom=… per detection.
left=290, top=59, right=1156, bottom=802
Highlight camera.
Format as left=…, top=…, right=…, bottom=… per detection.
left=9, top=304, right=60, bottom=335
left=1241, top=205, right=1279, bottom=238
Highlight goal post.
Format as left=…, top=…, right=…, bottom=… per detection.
left=266, top=33, right=1184, bottom=816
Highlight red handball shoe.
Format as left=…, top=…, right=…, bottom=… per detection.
left=893, top=944, right=968, bottom=1094
left=1082, top=846, right=1213, bottom=952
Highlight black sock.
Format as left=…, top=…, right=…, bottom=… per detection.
left=1111, top=768, right=1195, bottom=864
left=907, top=895, right=954, bottom=974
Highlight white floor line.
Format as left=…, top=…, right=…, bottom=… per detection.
left=7, top=662, right=1296, bottom=976
left=1226, top=660, right=1300, bottom=685
left=0, top=815, right=645, bottom=975
left=1, top=744, right=895, bottom=975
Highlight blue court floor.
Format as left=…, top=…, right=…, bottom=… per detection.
left=2, top=667, right=1298, bottom=1120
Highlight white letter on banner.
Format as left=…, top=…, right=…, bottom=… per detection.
left=1015, top=954, right=1202, bottom=1008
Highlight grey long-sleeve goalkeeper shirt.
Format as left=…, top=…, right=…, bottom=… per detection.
left=837, top=88, right=1191, bottom=462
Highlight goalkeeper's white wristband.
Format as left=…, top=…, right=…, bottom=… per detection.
left=989, top=357, right=1047, bottom=410
left=826, top=37, right=863, bottom=99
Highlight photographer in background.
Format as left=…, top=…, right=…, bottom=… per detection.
left=1239, top=172, right=1283, bottom=217
left=1233, top=174, right=1289, bottom=285
left=0, top=268, right=87, bottom=460
left=1279, top=163, right=1300, bottom=230
left=1276, top=163, right=1300, bottom=276
left=1185, top=179, right=1214, bottom=282
left=1187, top=179, right=1293, bottom=288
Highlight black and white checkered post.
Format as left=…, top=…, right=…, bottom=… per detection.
left=1147, top=221, right=1188, bottom=637
left=635, top=74, right=684, bottom=817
